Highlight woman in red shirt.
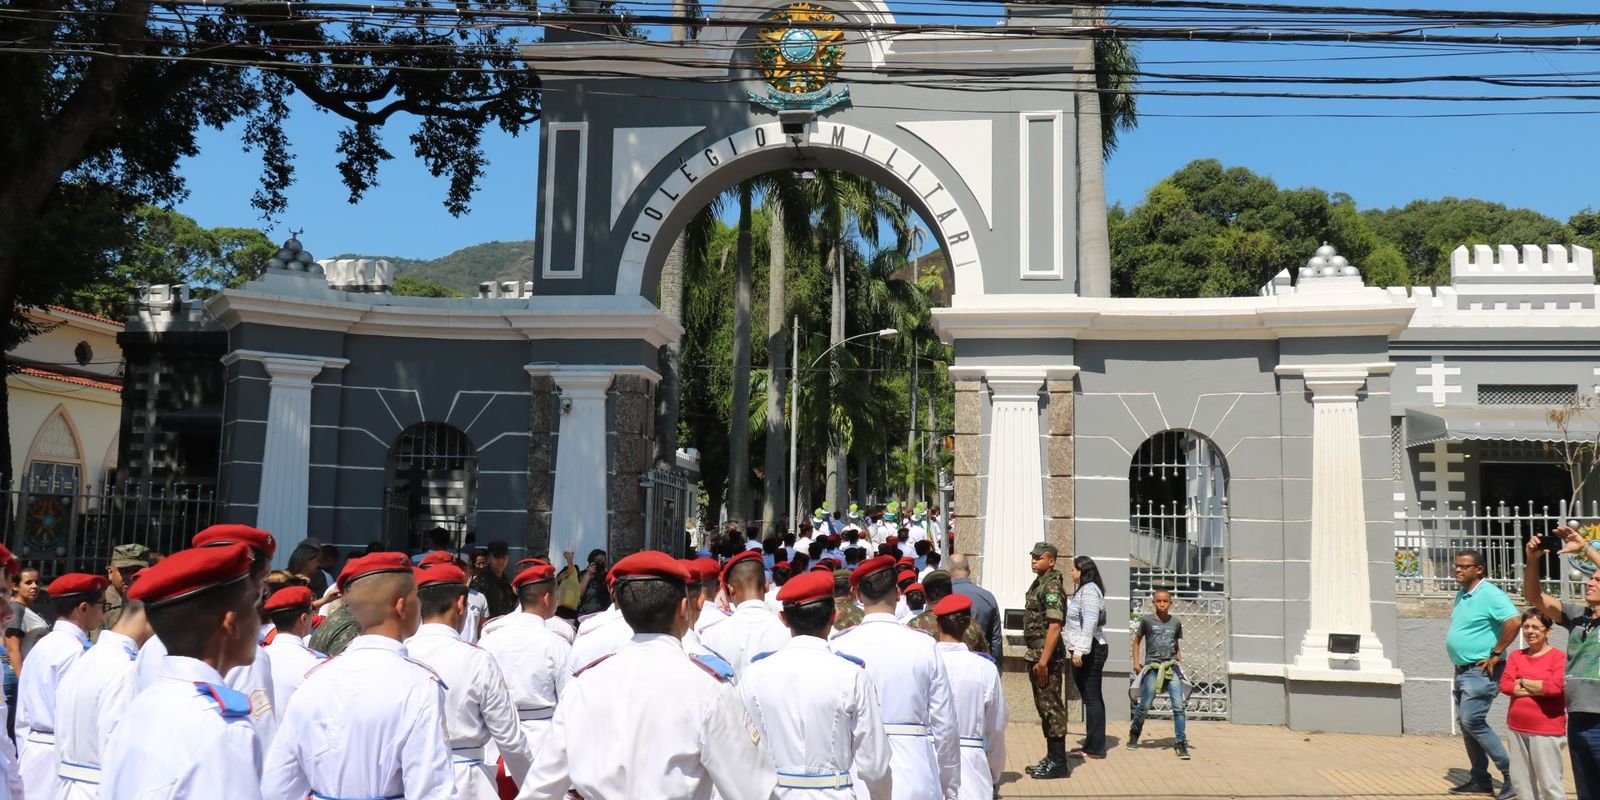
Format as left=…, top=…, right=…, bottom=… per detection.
left=1500, top=608, right=1568, bottom=800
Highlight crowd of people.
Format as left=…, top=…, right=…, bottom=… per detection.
left=0, top=515, right=1042, bottom=800
left=1447, top=526, right=1600, bottom=800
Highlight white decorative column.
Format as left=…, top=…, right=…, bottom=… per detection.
left=979, top=372, right=1048, bottom=617
left=1286, top=366, right=1402, bottom=683
left=256, top=356, right=331, bottom=568
left=543, top=369, right=614, bottom=562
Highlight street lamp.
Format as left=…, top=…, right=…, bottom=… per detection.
left=788, top=321, right=898, bottom=535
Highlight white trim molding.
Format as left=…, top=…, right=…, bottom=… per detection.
left=222, top=350, right=350, bottom=371
left=1017, top=111, right=1064, bottom=280
left=542, top=121, right=590, bottom=279
left=525, top=363, right=664, bottom=385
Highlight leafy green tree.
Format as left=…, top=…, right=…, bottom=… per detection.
left=68, top=206, right=274, bottom=319
left=391, top=275, right=462, bottom=297
left=1362, top=198, right=1571, bottom=285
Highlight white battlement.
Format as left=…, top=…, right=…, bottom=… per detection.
left=478, top=280, right=535, bottom=299
left=318, top=258, right=392, bottom=292
left=1450, top=244, right=1594, bottom=284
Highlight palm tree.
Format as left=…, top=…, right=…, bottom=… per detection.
left=655, top=235, right=686, bottom=466
left=759, top=175, right=810, bottom=537
left=726, top=181, right=756, bottom=525
left=1076, top=4, right=1139, bottom=298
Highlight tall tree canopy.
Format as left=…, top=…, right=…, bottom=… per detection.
left=0, top=0, right=545, bottom=484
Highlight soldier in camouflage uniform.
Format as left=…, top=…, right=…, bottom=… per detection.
left=307, top=601, right=361, bottom=657
left=102, top=543, right=150, bottom=633
left=1023, top=541, right=1071, bottom=779
left=830, top=569, right=864, bottom=632
left=906, top=571, right=989, bottom=653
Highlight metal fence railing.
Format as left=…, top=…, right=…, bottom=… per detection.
left=1393, top=500, right=1598, bottom=603
left=1, top=480, right=218, bottom=576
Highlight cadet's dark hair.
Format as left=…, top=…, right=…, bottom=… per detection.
left=269, top=605, right=312, bottom=631
left=782, top=599, right=834, bottom=638
left=517, top=578, right=554, bottom=610
left=856, top=569, right=898, bottom=604
left=790, top=552, right=811, bottom=573
left=51, top=591, right=105, bottom=620
left=418, top=582, right=468, bottom=618
left=616, top=578, right=686, bottom=634
left=906, top=590, right=926, bottom=611
left=937, top=611, right=972, bottom=640
left=488, top=541, right=511, bottom=558
left=148, top=578, right=255, bottom=659
left=725, top=559, right=766, bottom=591
left=922, top=572, right=954, bottom=603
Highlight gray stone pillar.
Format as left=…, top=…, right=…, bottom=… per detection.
left=608, top=373, right=656, bottom=557
left=952, top=379, right=984, bottom=576
left=525, top=373, right=560, bottom=555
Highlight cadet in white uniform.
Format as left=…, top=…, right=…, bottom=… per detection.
left=739, top=570, right=892, bottom=799
left=699, top=550, right=790, bottom=679
left=261, top=552, right=453, bottom=800
left=405, top=563, right=533, bottom=800
left=931, top=595, right=1007, bottom=800
left=479, top=564, right=571, bottom=761
left=564, top=603, right=633, bottom=676
left=102, top=543, right=266, bottom=799
left=54, top=596, right=152, bottom=798
left=17, top=573, right=108, bottom=799
left=519, top=551, right=777, bottom=800
left=259, top=586, right=326, bottom=719
left=830, top=556, right=961, bottom=800
left=0, top=547, right=25, bottom=800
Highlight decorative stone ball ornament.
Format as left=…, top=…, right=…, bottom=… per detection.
left=1300, top=242, right=1361, bottom=280
left=265, top=234, right=325, bottom=275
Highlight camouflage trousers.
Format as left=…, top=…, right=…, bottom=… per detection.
left=1028, top=657, right=1069, bottom=738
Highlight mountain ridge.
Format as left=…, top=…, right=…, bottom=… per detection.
left=332, top=239, right=534, bottom=294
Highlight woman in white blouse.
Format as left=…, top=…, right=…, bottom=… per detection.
left=1065, top=555, right=1108, bottom=758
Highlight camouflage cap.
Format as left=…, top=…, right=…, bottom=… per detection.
left=1029, top=541, right=1058, bottom=557
left=110, top=543, right=151, bottom=569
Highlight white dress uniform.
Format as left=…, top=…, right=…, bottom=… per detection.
left=463, top=589, right=490, bottom=644
left=262, top=629, right=325, bottom=724
left=261, top=634, right=452, bottom=800
left=482, top=610, right=576, bottom=645
left=830, top=613, right=961, bottom=800
left=518, top=633, right=777, bottom=800
left=698, top=599, right=791, bottom=679
left=694, top=600, right=731, bottom=638
left=478, top=611, right=570, bottom=761
left=764, top=585, right=784, bottom=616
left=739, top=636, right=892, bottom=799
left=16, top=620, right=91, bottom=799
left=52, top=630, right=140, bottom=798
left=0, top=694, right=21, bottom=800
left=405, top=623, right=534, bottom=800
left=100, top=655, right=264, bottom=800
left=136, top=635, right=278, bottom=748
left=935, top=642, right=1007, bottom=800
left=564, top=607, right=633, bottom=675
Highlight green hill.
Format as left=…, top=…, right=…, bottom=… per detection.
left=333, top=240, right=534, bottom=294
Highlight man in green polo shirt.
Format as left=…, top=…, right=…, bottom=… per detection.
left=1447, top=548, right=1520, bottom=798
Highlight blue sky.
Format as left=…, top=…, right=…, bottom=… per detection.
left=174, top=1, right=1600, bottom=259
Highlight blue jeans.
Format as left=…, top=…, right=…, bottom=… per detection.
left=1454, top=664, right=1511, bottom=783
left=1571, top=712, right=1600, bottom=800
left=1129, top=667, right=1187, bottom=744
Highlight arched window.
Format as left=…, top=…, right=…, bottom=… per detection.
left=382, top=423, right=479, bottom=552
left=25, top=406, right=83, bottom=493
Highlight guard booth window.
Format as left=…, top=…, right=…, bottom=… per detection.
left=383, top=423, right=478, bottom=552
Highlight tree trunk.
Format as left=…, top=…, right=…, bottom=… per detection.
left=761, top=199, right=787, bottom=538
left=1076, top=9, right=1112, bottom=298
left=655, top=234, right=686, bottom=467
left=0, top=234, right=17, bottom=493
left=826, top=241, right=846, bottom=514
left=727, top=183, right=754, bottom=525
left=908, top=343, right=918, bottom=499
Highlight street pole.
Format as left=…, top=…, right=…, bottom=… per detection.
left=788, top=314, right=798, bottom=537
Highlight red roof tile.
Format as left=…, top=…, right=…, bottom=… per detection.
left=45, top=305, right=123, bottom=328
left=12, top=366, right=122, bottom=393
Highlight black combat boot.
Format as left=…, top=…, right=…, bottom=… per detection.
left=1030, top=736, right=1072, bottom=779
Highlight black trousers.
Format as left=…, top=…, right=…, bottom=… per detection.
left=1073, top=640, right=1109, bottom=756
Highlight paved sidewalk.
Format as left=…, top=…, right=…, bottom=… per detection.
left=998, top=720, right=1581, bottom=798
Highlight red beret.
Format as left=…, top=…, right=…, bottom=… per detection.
left=415, top=563, right=466, bottom=589
left=513, top=564, right=556, bottom=587
left=933, top=594, right=973, bottom=616
left=419, top=550, right=456, bottom=567
left=905, top=583, right=924, bottom=595
left=193, top=524, right=276, bottom=558
left=608, top=551, right=690, bottom=586
left=515, top=557, right=548, bottom=570
left=48, top=573, right=110, bottom=599
left=885, top=536, right=898, bottom=546
left=897, top=570, right=917, bottom=586
left=690, top=558, right=721, bottom=584
left=264, top=585, right=315, bottom=612
left=720, top=549, right=764, bottom=583
left=777, top=571, right=835, bottom=605
left=850, top=555, right=897, bottom=589
left=0, top=543, right=17, bottom=578
left=128, top=545, right=250, bottom=608
left=338, top=552, right=414, bottom=590
left=772, top=561, right=790, bottom=571
left=897, top=557, right=915, bottom=568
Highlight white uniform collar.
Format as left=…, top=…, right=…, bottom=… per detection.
left=413, top=622, right=463, bottom=639
left=96, top=629, right=136, bottom=653
left=52, top=619, right=89, bottom=643
left=625, top=632, right=685, bottom=652
left=935, top=641, right=966, bottom=653
left=733, top=599, right=772, bottom=613
left=861, top=612, right=899, bottom=624
left=157, top=655, right=227, bottom=685
left=344, top=634, right=409, bottom=657
left=784, top=635, right=831, bottom=652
